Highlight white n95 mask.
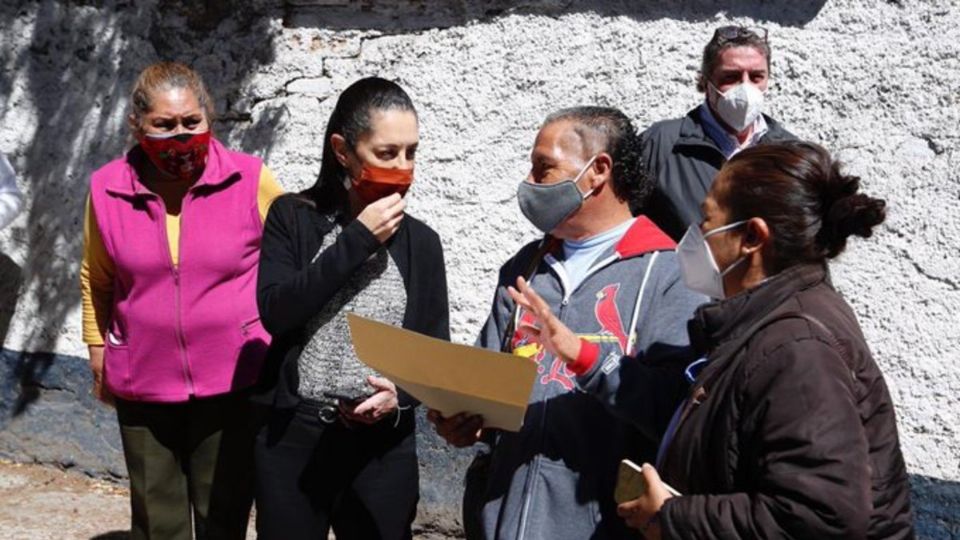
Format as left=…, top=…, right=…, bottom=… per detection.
left=709, top=82, right=764, bottom=133
left=677, top=220, right=748, bottom=299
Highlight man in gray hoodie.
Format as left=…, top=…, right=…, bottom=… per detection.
left=430, top=107, right=705, bottom=539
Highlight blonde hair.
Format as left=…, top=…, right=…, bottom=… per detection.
left=129, top=61, right=214, bottom=129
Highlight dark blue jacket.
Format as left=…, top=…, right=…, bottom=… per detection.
left=640, top=107, right=795, bottom=240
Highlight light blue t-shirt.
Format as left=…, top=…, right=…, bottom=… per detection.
left=562, top=218, right=634, bottom=290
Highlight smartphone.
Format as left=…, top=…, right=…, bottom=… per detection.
left=322, top=391, right=367, bottom=404
left=614, top=459, right=681, bottom=504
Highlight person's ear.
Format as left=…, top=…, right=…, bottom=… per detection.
left=588, top=153, right=613, bottom=191
left=740, top=217, right=769, bottom=256
left=330, top=134, right=353, bottom=169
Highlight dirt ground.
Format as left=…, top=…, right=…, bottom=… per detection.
left=0, top=460, right=458, bottom=539
left=0, top=459, right=256, bottom=540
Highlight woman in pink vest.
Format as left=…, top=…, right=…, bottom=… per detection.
left=80, top=62, right=282, bottom=539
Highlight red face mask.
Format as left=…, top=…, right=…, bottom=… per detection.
left=138, top=131, right=211, bottom=181
left=349, top=164, right=414, bottom=203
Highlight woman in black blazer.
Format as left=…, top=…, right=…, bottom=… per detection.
left=253, top=77, right=449, bottom=540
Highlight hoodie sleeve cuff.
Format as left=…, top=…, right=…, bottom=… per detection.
left=568, top=339, right=600, bottom=376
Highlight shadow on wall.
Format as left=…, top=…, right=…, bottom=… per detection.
left=0, top=0, right=284, bottom=415
left=282, top=0, right=830, bottom=31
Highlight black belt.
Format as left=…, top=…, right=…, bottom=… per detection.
left=295, top=398, right=414, bottom=432
left=296, top=398, right=339, bottom=424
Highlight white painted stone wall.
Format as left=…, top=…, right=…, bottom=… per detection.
left=0, top=0, right=957, bottom=534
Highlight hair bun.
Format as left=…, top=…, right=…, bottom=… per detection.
left=819, top=171, right=886, bottom=258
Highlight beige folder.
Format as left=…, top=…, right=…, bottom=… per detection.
left=347, top=313, right=537, bottom=432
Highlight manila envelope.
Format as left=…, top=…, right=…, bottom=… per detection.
left=347, top=313, right=537, bottom=432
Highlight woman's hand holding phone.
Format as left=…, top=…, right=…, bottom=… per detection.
left=338, top=376, right=399, bottom=425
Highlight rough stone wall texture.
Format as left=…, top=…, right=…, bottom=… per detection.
left=0, top=0, right=957, bottom=537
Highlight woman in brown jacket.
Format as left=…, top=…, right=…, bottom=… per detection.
left=623, top=140, right=914, bottom=539
left=510, top=141, right=914, bottom=539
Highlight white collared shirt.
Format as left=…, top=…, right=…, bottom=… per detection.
left=699, top=103, right=769, bottom=159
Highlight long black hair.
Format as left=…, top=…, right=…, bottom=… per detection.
left=304, top=77, right=417, bottom=211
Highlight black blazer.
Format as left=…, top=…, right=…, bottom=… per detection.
left=254, top=194, right=450, bottom=411
left=640, top=108, right=795, bottom=241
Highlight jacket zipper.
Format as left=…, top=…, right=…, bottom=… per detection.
left=657, top=385, right=707, bottom=470
left=516, top=272, right=573, bottom=539
left=516, top=455, right=541, bottom=538
left=516, top=251, right=631, bottom=535
left=514, top=246, right=663, bottom=534
left=157, top=193, right=194, bottom=396
left=173, top=266, right=193, bottom=395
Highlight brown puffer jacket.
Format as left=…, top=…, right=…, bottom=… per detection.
left=658, top=263, right=914, bottom=539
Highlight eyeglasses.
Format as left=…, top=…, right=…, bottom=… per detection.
left=712, top=25, right=768, bottom=44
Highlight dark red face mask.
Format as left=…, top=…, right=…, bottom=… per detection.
left=138, top=131, right=211, bottom=181
left=349, top=164, right=414, bottom=203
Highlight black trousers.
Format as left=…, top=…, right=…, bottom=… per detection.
left=115, top=391, right=258, bottom=540
left=254, top=404, right=419, bottom=540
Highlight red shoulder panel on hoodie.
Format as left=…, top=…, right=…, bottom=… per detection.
left=615, top=215, right=676, bottom=258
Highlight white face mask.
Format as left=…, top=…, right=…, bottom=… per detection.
left=677, top=220, right=748, bottom=299
left=709, top=81, right=764, bottom=133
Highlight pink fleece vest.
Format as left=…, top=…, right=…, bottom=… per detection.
left=89, top=139, right=271, bottom=402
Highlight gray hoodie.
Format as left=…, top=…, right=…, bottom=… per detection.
left=468, top=217, right=706, bottom=539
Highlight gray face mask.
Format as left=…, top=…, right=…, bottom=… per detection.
left=517, top=155, right=598, bottom=234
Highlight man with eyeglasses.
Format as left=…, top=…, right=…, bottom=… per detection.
left=640, top=26, right=796, bottom=241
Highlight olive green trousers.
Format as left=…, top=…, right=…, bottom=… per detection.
left=116, top=392, right=258, bottom=540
